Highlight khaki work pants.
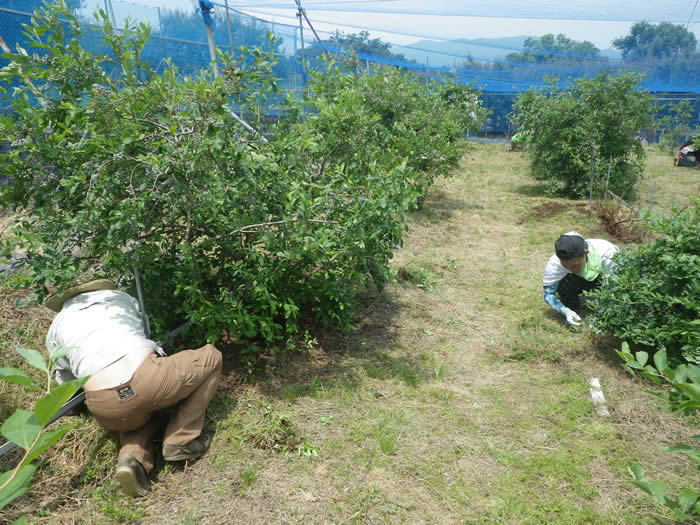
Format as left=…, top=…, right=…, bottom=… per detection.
left=85, top=344, right=222, bottom=472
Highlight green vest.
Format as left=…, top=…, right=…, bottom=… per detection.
left=512, top=131, right=527, bottom=143
left=579, top=243, right=602, bottom=281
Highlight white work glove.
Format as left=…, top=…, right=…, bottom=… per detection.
left=563, top=308, right=582, bottom=326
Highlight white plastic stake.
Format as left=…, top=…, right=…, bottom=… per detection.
left=587, top=377, right=610, bottom=417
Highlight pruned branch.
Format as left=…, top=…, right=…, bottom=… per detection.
left=208, top=218, right=339, bottom=242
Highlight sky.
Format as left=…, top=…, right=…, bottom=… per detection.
left=81, top=0, right=700, bottom=51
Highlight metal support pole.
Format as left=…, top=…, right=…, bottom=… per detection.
left=133, top=267, right=151, bottom=339
left=104, top=0, right=117, bottom=29
left=199, top=1, right=219, bottom=77
left=204, top=22, right=219, bottom=78
left=648, top=180, right=656, bottom=215
left=293, top=29, right=298, bottom=89
left=228, top=110, right=268, bottom=143
left=198, top=3, right=265, bottom=142
left=296, top=3, right=305, bottom=60
left=223, top=0, right=235, bottom=52
left=295, top=0, right=325, bottom=49
left=157, top=7, right=165, bottom=57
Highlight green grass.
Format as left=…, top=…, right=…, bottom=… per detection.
left=638, top=145, right=700, bottom=216
left=1, top=144, right=696, bottom=524
left=239, top=466, right=258, bottom=492
left=91, top=483, right=148, bottom=523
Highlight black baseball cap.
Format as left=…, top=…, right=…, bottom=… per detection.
left=555, top=234, right=586, bottom=260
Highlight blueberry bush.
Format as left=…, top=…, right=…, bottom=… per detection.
left=0, top=1, right=485, bottom=351
left=511, top=72, right=652, bottom=199
left=587, top=198, right=699, bottom=364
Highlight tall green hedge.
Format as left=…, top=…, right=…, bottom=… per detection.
left=0, top=2, right=486, bottom=350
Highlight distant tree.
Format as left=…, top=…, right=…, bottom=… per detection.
left=158, top=7, right=277, bottom=50
left=657, top=99, right=694, bottom=154
left=458, top=53, right=487, bottom=70
left=150, top=7, right=286, bottom=77
left=505, top=33, right=602, bottom=63
left=157, top=7, right=210, bottom=44
left=613, top=21, right=697, bottom=61
left=313, top=30, right=408, bottom=63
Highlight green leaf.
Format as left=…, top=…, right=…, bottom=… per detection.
left=0, top=369, right=40, bottom=391
left=616, top=350, right=634, bottom=362
left=675, top=383, right=700, bottom=401
left=34, top=381, right=83, bottom=427
left=628, top=463, right=644, bottom=480
left=48, top=345, right=70, bottom=364
left=653, top=349, right=668, bottom=373
left=643, top=365, right=658, bottom=376
left=11, top=516, right=28, bottom=525
left=641, top=372, right=662, bottom=384
left=23, top=424, right=75, bottom=466
left=687, top=365, right=700, bottom=384
left=678, top=488, right=699, bottom=512
left=0, top=465, right=37, bottom=510
left=662, top=367, right=676, bottom=382
left=0, top=410, right=40, bottom=450
left=662, top=444, right=694, bottom=453
left=646, top=480, right=669, bottom=505
left=674, top=365, right=688, bottom=383
left=635, top=351, right=649, bottom=366
left=631, top=478, right=653, bottom=496
left=15, top=348, right=48, bottom=373
left=673, top=510, right=693, bottom=522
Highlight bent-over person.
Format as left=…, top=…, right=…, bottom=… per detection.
left=44, top=280, right=222, bottom=497
left=542, top=232, right=619, bottom=326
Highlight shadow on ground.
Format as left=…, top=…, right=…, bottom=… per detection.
left=512, top=182, right=551, bottom=197
left=248, top=287, right=435, bottom=402
left=412, top=188, right=483, bottom=224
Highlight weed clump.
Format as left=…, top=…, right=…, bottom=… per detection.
left=596, top=201, right=648, bottom=243
left=242, top=404, right=297, bottom=451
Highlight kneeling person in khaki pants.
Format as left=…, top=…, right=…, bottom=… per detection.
left=44, top=280, right=222, bottom=497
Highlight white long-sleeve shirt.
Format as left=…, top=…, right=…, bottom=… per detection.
left=46, top=290, right=162, bottom=385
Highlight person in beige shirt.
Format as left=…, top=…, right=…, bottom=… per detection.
left=45, top=280, right=222, bottom=497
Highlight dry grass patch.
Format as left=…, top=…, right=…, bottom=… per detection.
left=1, top=143, right=697, bottom=524
left=595, top=200, right=650, bottom=243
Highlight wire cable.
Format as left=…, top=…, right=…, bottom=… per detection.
left=687, top=0, right=699, bottom=28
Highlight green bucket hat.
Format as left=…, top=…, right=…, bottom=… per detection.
left=42, top=279, right=117, bottom=313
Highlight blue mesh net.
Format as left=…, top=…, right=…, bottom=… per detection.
left=1, top=1, right=699, bottom=131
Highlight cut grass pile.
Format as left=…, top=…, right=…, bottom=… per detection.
left=0, top=144, right=697, bottom=524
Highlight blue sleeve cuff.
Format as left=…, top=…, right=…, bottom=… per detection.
left=543, top=283, right=567, bottom=316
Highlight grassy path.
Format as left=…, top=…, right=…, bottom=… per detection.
left=4, top=144, right=696, bottom=524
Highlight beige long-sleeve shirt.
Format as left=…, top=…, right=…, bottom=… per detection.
left=46, top=290, right=162, bottom=386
